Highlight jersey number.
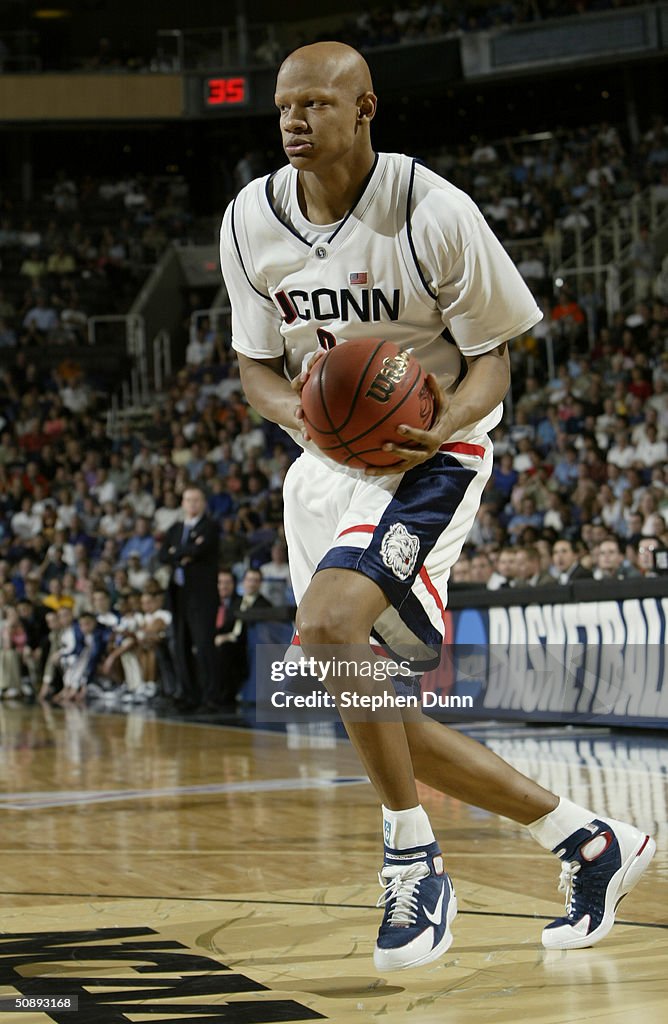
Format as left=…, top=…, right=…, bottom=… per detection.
left=316, top=328, right=337, bottom=350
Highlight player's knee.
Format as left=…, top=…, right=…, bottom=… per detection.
left=296, top=604, right=356, bottom=647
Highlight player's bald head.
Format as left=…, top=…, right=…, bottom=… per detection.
left=277, top=41, right=373, bottom=100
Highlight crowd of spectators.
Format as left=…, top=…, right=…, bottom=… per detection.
left=0, top=114, right=666, bottom=707
left=0, top=349, right=296, bottom=704
left=0, top=0, right=653, bottom=73
left=425, top=116, right=668, bottom=297
left=0, top=172, right=198, bottom=352
left=450, top=302, right=668, bottom=586
left=332, top=0, right=650, bottom=52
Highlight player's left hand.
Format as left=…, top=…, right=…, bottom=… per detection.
left=364, top=374, right=450, bottom=476
left=291, top=348, right=326, bottom=442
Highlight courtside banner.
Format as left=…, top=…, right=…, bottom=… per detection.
left=424, top=594, right=668, bottom=728
left=254, top=594, right=668, bottom=728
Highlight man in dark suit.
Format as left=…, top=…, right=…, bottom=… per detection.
left=512, top=545, right=555, bottom=587
left=214, top=567, right=272, bottom=708
left=551, top=538, right=594, bottom=585
left=160, top=485, right=219, bottom=710
left=213, top=568, right=245, bottom=709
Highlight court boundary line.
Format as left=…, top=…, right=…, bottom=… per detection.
left=0, top=891, right=665, bottom=929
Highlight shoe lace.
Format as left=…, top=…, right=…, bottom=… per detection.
left=376, top=862, right=431, bottom=927
left=557, top=860, right=580, bottom=915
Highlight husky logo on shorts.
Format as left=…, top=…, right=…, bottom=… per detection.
left=380, top=522, right=420, bottom=581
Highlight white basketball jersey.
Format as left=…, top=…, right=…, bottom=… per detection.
left=220, top=152, right=542, bottom=453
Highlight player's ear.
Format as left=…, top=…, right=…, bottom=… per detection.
left=356, top=92, right=377, bottom=123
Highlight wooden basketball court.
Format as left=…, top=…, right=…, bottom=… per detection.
left=0, top=703, right=665, bottom=1023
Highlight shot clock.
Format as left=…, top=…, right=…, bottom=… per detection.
left=205, top=77, right=248, bottom=107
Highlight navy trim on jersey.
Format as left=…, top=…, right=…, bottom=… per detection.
left=230, top=196, right=273, bottom=302
left=317, top=544, right=443, bottom=663
left=441, top=327, right=467, bottom=381
left=265, top=171, right=313, bottom=248
left=327, top=152, right=380, bottom=244
left=406, top=158, right=439, bottom=301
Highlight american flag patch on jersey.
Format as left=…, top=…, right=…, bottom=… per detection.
left=349, top=272, right=368, bottom=285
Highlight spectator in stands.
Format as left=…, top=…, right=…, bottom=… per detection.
left=513, top=546, right=554, bottom=587
left=643, top=513, right=667, bottom=540
left=124, top=475, right=156, bottom=518
left=90, top=467, right=117, bottom=506
left=0, top=318, right=17, bottom=348
left=22, top=294, right=59, bottom=338
left=120, top=516, right=156, bottom=568
left=19, top=249, right=45, bottom=284
left=126, top=553, right=151, bottom=591
left=450, top=553, right=472, bottom=584
left=10, top=496, right=42, bottom=541
left=607, top=429, right=637, bottom=470
left=552, top=443, right=580, bottom=492
left=58, top=294, right=87, bottom=346
left=469, top=552, right=494, bottom=588
left=592, top=536, right=641, bottom=581
left=486, top=548, right=516, bottom=590
left=46, top=244, right=76, bottom=278
left=213, top=568, right=246, bottom=710
left=637, top=537, right=667, bottom=578
left=232, top=418, right=266, bottom=462
left=635, top=423, right=667, bottom=468
left=631, top=225, right=655, bottom=301
left=59, top=372, right=90, bottom=414
left=551, top=539, right=593, bottom=584
left=0, top=605, right=29, bottom=698
left=551, top=288, right=586, bottom=347
left=259, top=540, right=293, bottom=606
left=507, top=496, right=544, bottom=541
left=91, top=587, right=119, bottom=629
left=154, top=490, right=182, bottom=536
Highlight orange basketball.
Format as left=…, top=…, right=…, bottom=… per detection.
left=300, top=338, right=435, bottom=469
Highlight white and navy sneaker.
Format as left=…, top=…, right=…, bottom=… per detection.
left=542, top=817, right=656, bottom=950
left=373, top=841, right=457, bottom=972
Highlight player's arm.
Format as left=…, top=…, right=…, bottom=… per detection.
left=237, top=353, right=303, bottom=433
left=220, top=199, right=306, bottom=436
left=438, top=341, right=511, bottom=438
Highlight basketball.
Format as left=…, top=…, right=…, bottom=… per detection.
left=300, top=338, right=435, bottom=469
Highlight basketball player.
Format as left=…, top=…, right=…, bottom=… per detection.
left=219, top=41, right=655, bottom=971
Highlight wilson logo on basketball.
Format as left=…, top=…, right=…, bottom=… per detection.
left=365, top=351, right=411, bottom=404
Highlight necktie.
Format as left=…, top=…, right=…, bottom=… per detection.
left=174, top=523, right=191, bottom=586
left=216, top=602, right=227, bottom=629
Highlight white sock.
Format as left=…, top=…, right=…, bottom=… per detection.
left=527, top=797, right=597, bottom=852
left=382, top=804, right=435, bottom=850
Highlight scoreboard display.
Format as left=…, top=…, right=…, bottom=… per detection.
left=204, top=77, right=248, bottom=108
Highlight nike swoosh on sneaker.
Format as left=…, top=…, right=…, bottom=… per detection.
left=424, top=886, right=445, bottom=926
left=571, top=915, right=591, bottom=936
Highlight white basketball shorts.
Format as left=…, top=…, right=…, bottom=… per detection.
left=283, top=439, right=493, bottom=669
